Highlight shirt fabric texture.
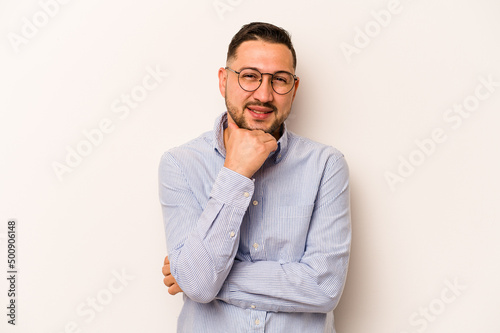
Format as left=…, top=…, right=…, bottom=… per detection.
left=159, top=112, right=351, bottom=333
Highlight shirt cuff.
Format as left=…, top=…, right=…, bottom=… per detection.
left=210, top=167, right=255, bottom=210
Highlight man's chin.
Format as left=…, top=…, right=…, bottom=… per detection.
left=228, top=110, right=279, bottom=135
left=242, top=120, right=273, bottom=133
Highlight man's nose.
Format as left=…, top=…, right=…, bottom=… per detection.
left=252, top=74, right=274, bottom=103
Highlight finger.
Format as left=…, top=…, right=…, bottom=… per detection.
left=162, top=263, right=170, bottom=276
left=268, top=143, right=278, bottom=153
left=264, top=136, right=278, bottom=145
left=168, top=283, right=183, bottom=295
left=164, top=274, right=176, bottom=287
left=261, top=134, right=277, bottom=143
left=263, top=136, right=278, bottom=148
left=164, top=255, right=169, bottom=265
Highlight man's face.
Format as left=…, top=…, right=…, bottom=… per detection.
left=218, top=40, right=299, bottom=139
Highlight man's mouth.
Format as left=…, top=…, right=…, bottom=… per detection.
left=248, top=108, right=273, bottom=114
left=246, top=105, right=275, bottom=115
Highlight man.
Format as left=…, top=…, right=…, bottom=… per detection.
left=159, top=22, right=351, bottom=332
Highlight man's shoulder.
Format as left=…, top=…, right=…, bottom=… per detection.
left=287, top=131, right=345, bottom=162
left=161, top=130, right=214, bottom=162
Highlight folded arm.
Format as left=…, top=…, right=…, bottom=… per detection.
left=216, top=155, right=351, bottom=313
left=159, top=152, right=254, bottom=303
left=159, top=123, right=278, bottom=303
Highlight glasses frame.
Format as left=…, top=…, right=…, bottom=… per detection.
left=225, top=67, right=298, bottom=95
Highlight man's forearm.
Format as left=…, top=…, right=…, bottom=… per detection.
left=217, top=155, right=351, bottom=313
left=160, top=152, right=254, bottom=303
left=216, top=256, right=349, bottom=313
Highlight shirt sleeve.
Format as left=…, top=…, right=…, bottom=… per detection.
left=159, top=152, right=254, bottom=303
left=216, top=155, right=351, bottom=313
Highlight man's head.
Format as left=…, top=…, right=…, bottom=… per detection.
left=218, top=22, right=300, bottom=139
left=226, top=22, right=297, bottom=70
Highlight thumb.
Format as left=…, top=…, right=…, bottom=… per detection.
left=226, top=121, right=240, bottom=140
left=227, top=121, right=239, bottom=130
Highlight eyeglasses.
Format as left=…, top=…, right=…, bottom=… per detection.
left=225, top=67, right=297, bottom=95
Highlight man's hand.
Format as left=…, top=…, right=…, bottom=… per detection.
left=224, top=122, right=278, bottom=178
left=162, top=256, right=183, bottom=295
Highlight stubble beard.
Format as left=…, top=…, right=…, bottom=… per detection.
left=224, top=97, right=285, bottom=136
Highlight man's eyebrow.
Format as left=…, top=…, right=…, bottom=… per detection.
left=239, top=66, right=294, bottom=74
left=236, top=66, right=260, bottom=72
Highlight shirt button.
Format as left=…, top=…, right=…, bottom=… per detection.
left=255, top=319, right=260, bottom=325
left=253, top=243, right=259, bottom=249
left=243, top=192, right=250, bottom=198
left=278, top=154, right=282, bottom=159
left=229, top=231, right=235, bottom=238
left=252, top=200, right=258, bottom=206
left=251, top=305, right=256, bottom=309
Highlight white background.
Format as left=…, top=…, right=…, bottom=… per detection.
left=1, top=0, right=499, bottom=332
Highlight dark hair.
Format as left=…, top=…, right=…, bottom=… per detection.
left=227, top=22, right=297, bottom=70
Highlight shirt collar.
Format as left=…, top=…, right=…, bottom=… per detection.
left=213, top=112, right=289, bottom=164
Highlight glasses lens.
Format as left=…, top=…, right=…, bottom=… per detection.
left=238, top=69, right=262, bottom=92
left=272, top=72, right=295, bottom=94
left=237, top=68, right=295, bottom=94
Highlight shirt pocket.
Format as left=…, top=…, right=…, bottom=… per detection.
left=271, top=204, right=314, bottom=263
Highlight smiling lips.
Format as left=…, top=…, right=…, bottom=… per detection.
left=247, top=105, right=274, bottom=119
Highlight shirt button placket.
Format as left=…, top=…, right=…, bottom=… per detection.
left=250, top=310, right=265, bottom=332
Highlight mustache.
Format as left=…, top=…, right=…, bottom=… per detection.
left=244, top=102, right=277, bottom=112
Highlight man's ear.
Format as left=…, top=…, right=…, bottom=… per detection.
left=218, top=67, right=227, bottom=98
left=291, top=76, right=300, bottom=101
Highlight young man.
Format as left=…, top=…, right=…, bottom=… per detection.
left=160, top=22, right=351, bottom=332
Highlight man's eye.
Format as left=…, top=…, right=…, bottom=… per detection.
left=242, top=74, right=259, bottom=80
left=273, top=76, right=288, bottom=84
